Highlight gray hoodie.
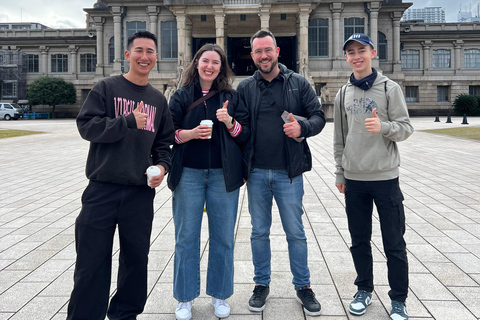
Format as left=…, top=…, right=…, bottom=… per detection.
left=333, top=72, right=414, bottom=184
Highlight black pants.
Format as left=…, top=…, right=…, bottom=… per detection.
left=67, top=181, right=155, bottom=320
left=345, top=178, right=408, bottom=302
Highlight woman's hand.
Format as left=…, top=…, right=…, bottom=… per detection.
left=216, top=100, right=233, bottom=128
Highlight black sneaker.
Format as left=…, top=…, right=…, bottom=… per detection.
left=248, top=285, right=270, bottom=312
left=296, top=286, right=321, bottom=316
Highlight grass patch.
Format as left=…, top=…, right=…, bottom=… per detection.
left=422, top=126, right=480, bottom=141
left=0, top=129, right=44, bottom=139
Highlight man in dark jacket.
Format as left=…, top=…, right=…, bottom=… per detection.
left=237, top=29, right=326, bottom=317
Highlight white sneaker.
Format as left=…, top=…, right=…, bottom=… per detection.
left=211, top=298, right=231, bottom=318
left=176, top=300, right=194, bottom=320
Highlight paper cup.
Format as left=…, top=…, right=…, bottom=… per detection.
left=146, top=166, right=161, bottom=187
left=200, top=119, right=213, bottom=139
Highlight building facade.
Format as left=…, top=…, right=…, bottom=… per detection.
left=1, top=0, right=479, bottom=117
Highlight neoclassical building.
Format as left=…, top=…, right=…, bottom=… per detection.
left=1, top=0, right=479, bottom=117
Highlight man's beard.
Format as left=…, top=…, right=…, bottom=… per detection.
left=255, top=58, right=278, bottom=74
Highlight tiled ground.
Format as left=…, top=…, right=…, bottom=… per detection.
left=0, top=116, right=479, bottom=320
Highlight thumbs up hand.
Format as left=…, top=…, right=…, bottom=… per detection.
left=283, top=113, right=302, bottom=138
left=133, top=101, right=148, bottom=129
left=216, top=100, right=233, bottom=127
left=365, top=108, right=381, bottom=134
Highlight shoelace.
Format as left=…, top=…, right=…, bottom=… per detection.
left=252, top=286, right=266, bottom=300
left=177, top=301, right=191, bottom=309
left=354, top=291, right=369, bottom=303
left=301, top=288, right=316, bottom=303
left=391, top=301, right=404, bottom=314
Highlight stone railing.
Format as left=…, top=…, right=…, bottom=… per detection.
left=224, top=0, right=260, bottom=4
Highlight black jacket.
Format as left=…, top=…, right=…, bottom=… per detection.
left=168, top=78, right=250, bottom=192
left=237, top=64, right=325, bottom=179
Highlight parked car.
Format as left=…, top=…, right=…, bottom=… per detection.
left=0, top=102, right=24, bottom=120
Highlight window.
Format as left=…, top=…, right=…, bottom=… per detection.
left=281, top=14, right=286, bottom=21
left=126, top=21, right=147, bottom=39
left=464, top=49, right=480, bottom=68
left=432, top=49, right=451, bottom=69
left=161, top=21, right=178, bottom=60
left=109, top=37, right=114, bottom=64
left=405, top=86, right=419, bottom=102
left=1, top=81, right=17, bottom=98
left=437, top=86, right=449, bottom=102
left=378, top=31, right=387, bottom=61
left=240, top=15, right=246, bottom=21
left=469, top=86, right=480, bottom=95
left=308, top=19, right=328, bottom=57
left=51, top=54, right=68, bottom=73
left=344, top=18, right=365, bottom=41
left=80, top=54, right=97, bottom=72
left=401, top=50, right=420, bottom=69
left=201, top=15, right=207, bottom=22
left=27, top=54, right=39, bottom=73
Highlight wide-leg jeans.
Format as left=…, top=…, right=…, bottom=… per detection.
left=172, top=167, right=239, bottom=302
left=247, top=168, right=310, bottom=290
left=345, top=177, right=409, bottom=302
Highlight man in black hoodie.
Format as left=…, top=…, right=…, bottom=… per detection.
left=67, top=31, right=174, bottom=320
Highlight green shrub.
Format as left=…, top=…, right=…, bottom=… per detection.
left=453, top=94, right=479, bottom=116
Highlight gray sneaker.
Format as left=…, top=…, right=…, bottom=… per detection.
left=390, top=300, right=408, bottom=320
left=349, top=290, right=372, bottom=315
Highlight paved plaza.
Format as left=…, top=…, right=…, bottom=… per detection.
left=0, top=116, right=479, bottom=320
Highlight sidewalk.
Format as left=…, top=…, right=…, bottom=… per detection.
left=0, top=116, right=479, bottom=320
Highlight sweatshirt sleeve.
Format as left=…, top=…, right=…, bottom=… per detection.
left=151, top=98, right=175, bottom=173
left=333, top=86, right=348, bottom=184
left=380, top=82, right=414, bottom=142
left=76, top=82, right=137, bottom=143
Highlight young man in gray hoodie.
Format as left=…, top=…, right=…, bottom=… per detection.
left=333, top=33, right=414, bottom=320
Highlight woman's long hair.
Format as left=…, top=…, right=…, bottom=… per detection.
left=182, top=43, right=234, bottom=92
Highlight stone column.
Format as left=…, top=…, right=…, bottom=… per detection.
left=370, top=10, right=379, bottom=69
left=259, top=4, right=271, bottom=30
left=40, top=46, right=49, bottom=75
left=421, top=40, right=432, bottom=75
left=175, top=8, right=187, bottom=69
left=94, top=16, right=105, bottom=77
left=453, top=40, right=463, bottom=74
left=213, top=6, right=225, bottom=50
left=185, top=17, right=193, bottom=64
left=298, top=3, right=313, bottom=84
left=147, top=6, right=159, bottom=73
left=112, top=7, right=123, bottom=74
left=69, top=45, right=78, bottom=75
left=330, top=2, right=344, bottom=68
left=390, top=12, right=402, bottom=72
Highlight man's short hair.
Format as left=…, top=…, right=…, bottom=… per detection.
left=127, top=30, right=158, bottom=50
left=250, top=29, right=277, bottom=48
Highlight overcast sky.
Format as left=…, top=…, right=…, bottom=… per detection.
left=0, top=0, right=476, bottom=29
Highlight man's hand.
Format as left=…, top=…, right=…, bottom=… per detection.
left=147, top=165, right=166, bottom=188
left=336, top=183, right=345, bottom=194
left=216, top=100, right=233, bottom=127
left=283, top=113, right=302, bottom=138
left=133, top=101, right=148, bottom=129
left=365, top=108, right=381, bottom=134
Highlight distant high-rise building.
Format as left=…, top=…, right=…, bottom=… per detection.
left=401, top=7, right=446, bottom=23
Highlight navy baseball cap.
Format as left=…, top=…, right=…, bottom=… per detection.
left=343, top=33, right=374, bottom=50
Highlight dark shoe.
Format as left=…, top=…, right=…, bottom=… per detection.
left=349, top=290, right=372, bottom=315
left=390, top=300, right=408, bottom=320
left=296, top=286, right=321, bottom=316
left=248, top=285, right=270, bottom=312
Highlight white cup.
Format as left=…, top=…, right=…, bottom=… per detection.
left=146, top=166, right=161, bottom=187
left=200, top=119, right=213, bottom=139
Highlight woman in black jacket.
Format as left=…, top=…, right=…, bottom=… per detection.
left=168, top=43, right=250, bottom=320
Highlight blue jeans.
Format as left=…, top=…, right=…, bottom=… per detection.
left=172, top=167, right=239, bottom=302
left=247, top=168, right=310, bottom=290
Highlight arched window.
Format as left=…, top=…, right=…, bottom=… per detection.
left=378, top=31, right=387, bottom=61
left=464, top=49, right=480, bottom=68
left=108, top=37, right=114, bottom=65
